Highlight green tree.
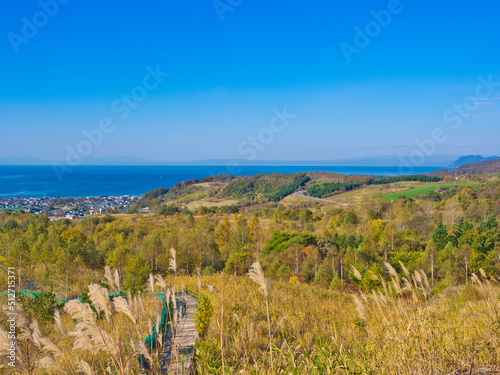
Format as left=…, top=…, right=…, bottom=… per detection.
left=432, top=221, right=449, bottom=250
left=122, top=254, right=151, bottom=292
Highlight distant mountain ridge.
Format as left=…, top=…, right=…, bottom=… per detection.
left=449, top=155, right=500, bottom=169
left=430, top=158, right=500, bottom=176
left=0, top=155, right=455, bottom=167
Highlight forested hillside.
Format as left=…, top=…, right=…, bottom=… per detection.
left=432, top=159, right=500, bottom=176
left=217, top=172, right=309, bottom=202
left=1, top=174, right=499, bottom=296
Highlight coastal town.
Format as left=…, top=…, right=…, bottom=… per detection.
left=0, top=195, right=140, bottom=219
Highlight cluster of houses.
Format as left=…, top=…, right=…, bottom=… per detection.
left=0, top=195, right=139, bottom=219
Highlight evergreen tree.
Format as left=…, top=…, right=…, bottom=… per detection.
left=432, top=221, right=449, bottom=251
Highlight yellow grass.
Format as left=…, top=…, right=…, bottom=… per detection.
left=171, top=273, right=500, bottom=374
left=3, top=269, right=500, bottom=374
left=185, top=198, right=240, bottom=210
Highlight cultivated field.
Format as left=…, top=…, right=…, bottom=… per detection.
left=383, top=183, right=476, bottom=201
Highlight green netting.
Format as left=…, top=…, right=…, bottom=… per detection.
left=144, top=292, right=171, bottom=350
left=3, top=288, right=173, bottom=371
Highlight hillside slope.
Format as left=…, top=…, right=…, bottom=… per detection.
left=430, top=158, right=500, bottom=176
left=449, top=155, right=499, bottom=169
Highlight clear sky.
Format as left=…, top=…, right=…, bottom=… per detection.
left=1, top=0, right=499, bottom=163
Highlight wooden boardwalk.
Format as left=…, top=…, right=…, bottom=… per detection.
left=160, top=293, right=198, bottom=374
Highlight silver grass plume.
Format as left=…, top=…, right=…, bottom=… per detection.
left=233, top=313, right=240, bottom=324
left=37, top=357, right=61, bottom=372
left=277, top=316, right=288, bottom=330
left=413, top=270, right=423, bottom=286
left=70, top=330, right=97, bottom=355
left=384, top=261, right=402, bottom=294
left=384, top=262, right=399, bottom=279
left=401, top=277, right=413, bottom=292
left=169, top=248, right=177, bottom=274
left=64, top=299, right=96, bottom=323
left=54, top=309, right=65, bottom=336
left=155, top=314, right=161, bottom=337
left=248, top=261, right=271, bottom=297
left=172, top=294, right=178, bottom=325
left=127, top=289, right=133, bottom=307
left=76, top=358, right=95, bottom=375
left=15, top=303, right=30, bottom=330
left=137, top=295, right=145, bottom=315
left=71, top=321, right=119, bottom=357
left=351, top=266, right=362, bottom=281
left=352, top=294, right=366, bottom=320
left=155, top=274, right=167, bottom=290
left=157, top=328, right=164, bottom=347
left=196, top=267, right=202, bottom=291
left=132, top=295, right=139, bottom=318
left=130, top=340, right=151, bottom=363
left=88, top=284, right=114, bottom=322
left=380, top=277, right=387, bottom=290
left=149, top=273, right=155, bottom=294
left=420, top=270, right=431, bottom=291
left=166, top=289, right=171, bottom=310
left=104, top=266, right=115, bottom=292
left=17, top=316, right=62, bottom=360
left=114, top=296, right=136, bottom=324
left=0, top=325, right=10, bottom=350
left=399, top=261, right=411, bottom=278
left=113, top=269, right=121, bottom=291
left=30, top=318, right=42, bottom=340
left=130, top=339, right=150, bottom=359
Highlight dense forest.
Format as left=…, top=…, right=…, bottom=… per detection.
left=371, top=175, right=441, bottom=184
left=1, top=174, right=499, bottom=297
left=307, top=182, right=362, bottom=198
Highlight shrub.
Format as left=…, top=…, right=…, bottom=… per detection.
left=329, top=274, right=343, bottom=290
left=18, top=287, right=64, bottom=323
left=194, top=294, right=213, bottom=337
left=202, top=266, right=216, bottom=276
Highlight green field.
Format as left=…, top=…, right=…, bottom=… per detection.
left=0, top=207, right=22, bottom=212
left=383, top=183, right=475, bottom=201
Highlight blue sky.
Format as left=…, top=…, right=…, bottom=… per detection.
left=1, top=0, right=499, bottom=163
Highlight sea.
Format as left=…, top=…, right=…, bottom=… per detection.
left=0, top=165, right=444, bottom=198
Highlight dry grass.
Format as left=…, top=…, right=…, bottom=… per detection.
left=3, top=267, right=500, bottom=374
left=171, top=271, right=500, bottom=374
left=184, top=199, right=240, bottom=211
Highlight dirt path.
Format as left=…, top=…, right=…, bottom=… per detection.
left=295, top=190, right=357, bottom=206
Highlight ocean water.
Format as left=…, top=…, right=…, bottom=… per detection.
left=0, top=165, right=444, bottom=198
